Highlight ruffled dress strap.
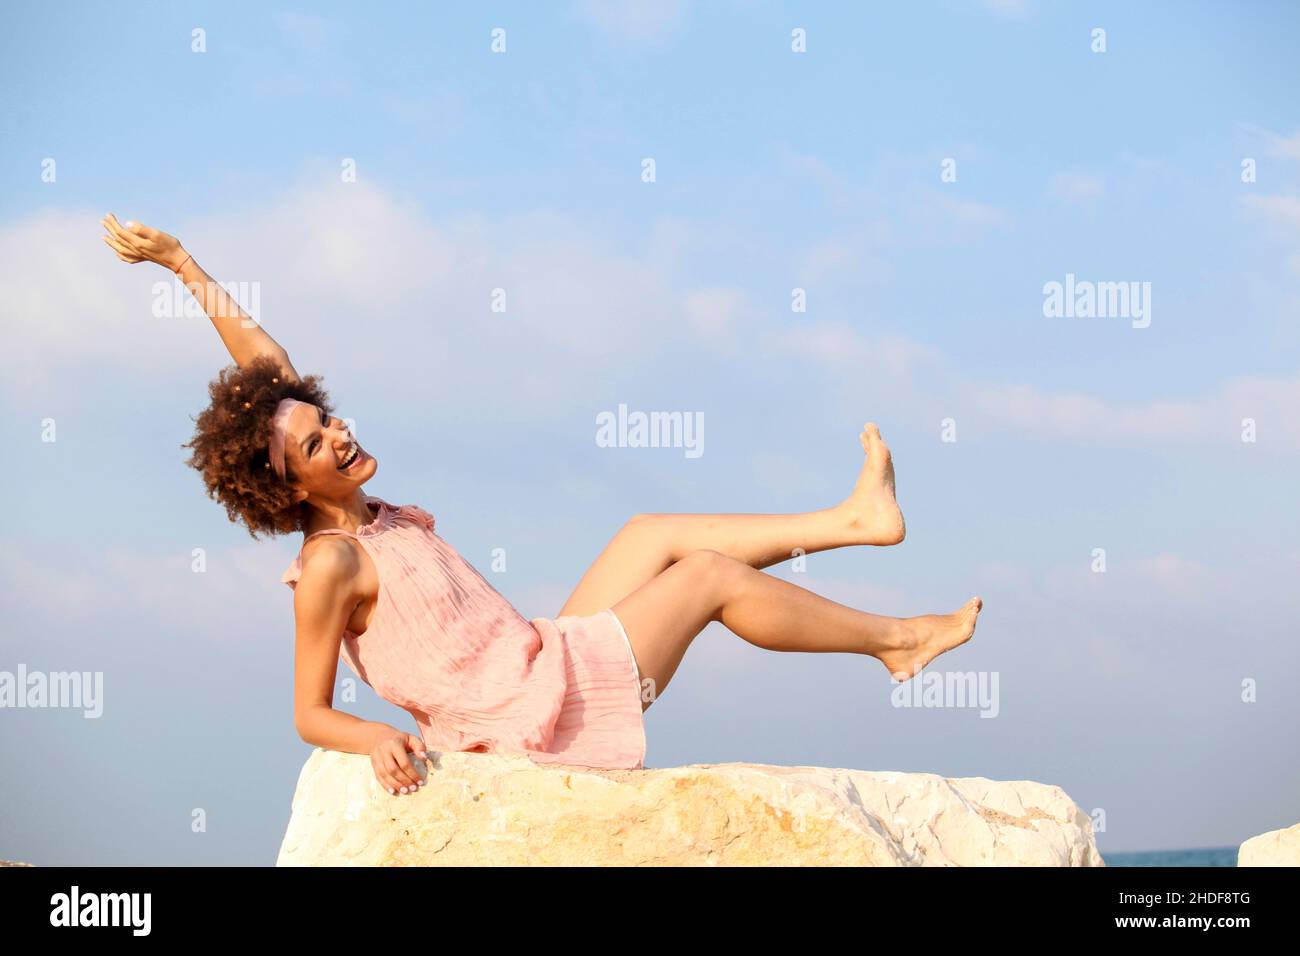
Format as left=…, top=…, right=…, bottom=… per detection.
left=393, top=502, right=435, bottom=533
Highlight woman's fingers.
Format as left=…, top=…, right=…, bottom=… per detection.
left=384, top=749, right=424, bottom=793
left=120, top=223, right=155, bottom=247
left=113, top=213, right=152, bottom=236
left=101, top=233, right=142, bottom=261
left=101, top=215, right=136, bottom=244
left=377, top=756, right=401, bottom=793
left=103, top=214, right=151, bottom=249
left=108, top=220, right=149, bottom=251
left=372, top=756, right=405, bottom=794
left=114, top=215, right=161, bottom=243
left=389, top=750, right=424, bottom=791
left=103, top=213, right=133, bottom=241
left=102, top=231, right=139, bottom=257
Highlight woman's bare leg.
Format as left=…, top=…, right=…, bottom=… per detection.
left=559, top=423, right=904, bottom=617
left=613, top=549, right=982, bottom=711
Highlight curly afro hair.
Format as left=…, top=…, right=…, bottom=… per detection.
left=182, top=354, right=335, bottom=539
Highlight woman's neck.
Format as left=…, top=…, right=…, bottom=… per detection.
left=302, top=490, right=377, bottom=537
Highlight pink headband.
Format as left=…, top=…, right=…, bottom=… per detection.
left=268, top=397, right=310, bottom=481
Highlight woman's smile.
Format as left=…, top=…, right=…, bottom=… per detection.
left=338, top=440, right=367, bottom=472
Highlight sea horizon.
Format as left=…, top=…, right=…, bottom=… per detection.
left=1102, top=846, right=1238, bottom=867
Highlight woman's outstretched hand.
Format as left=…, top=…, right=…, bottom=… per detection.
left=99, top=212, right=189, bottom=272
left=370, top=727, right=429, bottom=796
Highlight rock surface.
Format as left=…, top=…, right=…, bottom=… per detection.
left=277, top=749, right=1104, bottom=866
left=1238, top=822, right=1300, bottom=866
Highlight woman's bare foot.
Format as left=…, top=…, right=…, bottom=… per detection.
left=877, top=597, right=982, bottom=681
left=835, top=422, right=906, bottom=545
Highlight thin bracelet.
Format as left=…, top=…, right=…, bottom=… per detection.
left=173, top=253, right=193, bottom=275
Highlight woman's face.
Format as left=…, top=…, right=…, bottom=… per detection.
left=281, top=402, right=377, bottom=498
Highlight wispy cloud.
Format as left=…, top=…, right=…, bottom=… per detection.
left=796, top=226, right=894, bottom=288
left=935, top=194, right=1012, bottom=232
left=569, top=0, right=689, bottom=44
left=776, top=144, right=1011, bottom=243
left=774, top=143, right=872, bottom=210
left=2, top=178, right=689, bottom=405
left=274, top=12, right=332, bottom=52
left=1243, top=193, right=1300, bottom=273
left=972, top=373, right=1300, bottom=449
left=1047, top=170, right=1105, bottom=206
left=1240, top=123, right=1300, bottom=161
left=0, top=539, right=292, bottom=650
left=683, top=286, right=749, bottom=340
left=1243, top=193, right=1300, bottom=229
left=977, top=0, right=1034, bottom=19
left=769, top=322, right=940, bottom=379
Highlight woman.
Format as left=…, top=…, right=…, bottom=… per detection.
left=100, top=213, right=982, bottom=795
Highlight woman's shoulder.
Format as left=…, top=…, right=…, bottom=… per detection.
left=281, top=533, right=365, bottom=591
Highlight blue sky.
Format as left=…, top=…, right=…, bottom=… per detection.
left=2, top=0, right=1298, bottom=864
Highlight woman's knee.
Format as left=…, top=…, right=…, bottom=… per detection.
left=677, top=548, right=743, bottom=583
left=618, top=513, right=660, bottom=542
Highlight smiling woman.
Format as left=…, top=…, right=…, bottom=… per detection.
left=99, top=212, right=983, bottom=799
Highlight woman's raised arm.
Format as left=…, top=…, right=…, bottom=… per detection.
left=99, top=212, right=301, bottom=383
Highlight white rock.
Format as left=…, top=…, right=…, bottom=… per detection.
left=277, top=749, right=1104, bottom=866
left=1238, top=822, right=1300, bottom=866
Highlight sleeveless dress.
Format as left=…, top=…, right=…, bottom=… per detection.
left=280, top=494, right=647, bottom=770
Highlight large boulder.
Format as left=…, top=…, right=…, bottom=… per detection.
left=1238, top=823, right=1300, bottom=866
left=276, top=749, right=1104, bottom=866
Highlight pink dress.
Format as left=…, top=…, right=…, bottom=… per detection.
left=281, top=494, right=647, bottom=770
